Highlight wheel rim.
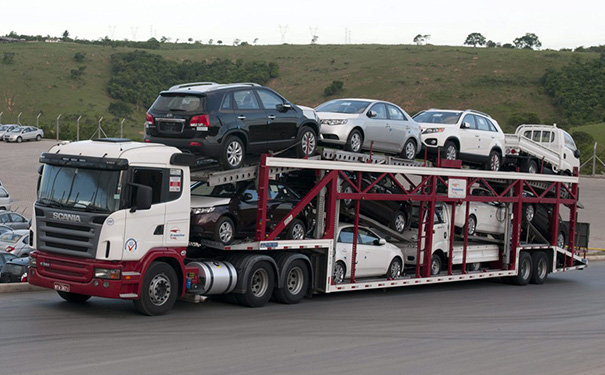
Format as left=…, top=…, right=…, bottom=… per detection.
left=301, top=131, right=316, bottom=155
left=350, top=132, right=361, bottom=152
left=333, top=263, right=345, bottom=284
left=557, top=233, right=565, bottom=248
left=148, top=273, right=171, bottom=306
left=405, top=141, right=416, bottom=159
left=520, top=257, right=531, bottom=280
left=431, top=257, right=440, bottom=275
left=250, top=268, right=269, bottom=297
left=445, top=145, right=456, bottom=160
left=291, top=223, right=305, bottom=240
left=219, top=221, right=233, bottom=243
left=468, top=216, right=476, bottom=235
left=286, top=266, right=304, bottom=295
left=17, top=137, right=22, bottom=143
left=343, top=185, right=353, bottom=207
left=394, top=213, right=406, bottom=233
left=469, top=263, right=481, bottom=272
left=490, top=153, right=500, bottom=171
left=227, top=141, right=243, bottom=167
left=525, top=205, right=535, bottom=222
left=388, top=260, right=402, bottom=279
left=537, top=257, right=547, bottom=279
left=528, top=162, right=537, bottom=174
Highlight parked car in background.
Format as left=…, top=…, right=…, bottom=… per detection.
left=0, top=229, right=31, bottom=256
left=0, top=224, right=13, bottom=236
left=413, top=109, right=505, bottom=171
left=3, top=126, right=44, bottom=143
left=0, top=256, right=29, bottom=283
left=316, top=98, right=422, bottom=159
left=0, top=251, right=18, bottom=269
left=332, top=224, right=405, bottom=284
left=0, top=124, right=20, bottom=138
left=0, top=186, right=11, bottom=210
left=0, top=211, right=30, bottom=229
left=144, top=82, right=320, bottom=169
left=190, top=180, right=314, bottom=244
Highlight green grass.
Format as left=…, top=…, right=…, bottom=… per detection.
left=0, top=42, right=601, bottom=140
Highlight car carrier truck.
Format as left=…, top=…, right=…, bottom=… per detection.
left=28, top=139, right=587, bottom=315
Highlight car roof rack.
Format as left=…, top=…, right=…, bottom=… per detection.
left=466, top=109, right=491, bottom=118
left=169, top=82, right=219, bottom=90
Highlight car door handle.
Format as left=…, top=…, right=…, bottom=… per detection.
left=237, top=115, right=246, bottom=120
left=267, top=115, right=276, bottom=120
left=475, top=134, right=480, bottom=137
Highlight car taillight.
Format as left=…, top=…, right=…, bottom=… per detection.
left=145, top=113, right=154, bottom=128
left=190, top=115, right=210, bottom=130
left=6, top=246, right=14, bottom=252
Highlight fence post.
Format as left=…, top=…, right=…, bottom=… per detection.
left=593, top=142, right=597, bottom=177
left=17, top=112, right=22, bottom=125
left=0, top=112, right=3, bottom=124
left=36, top=113, right=41, bottom=128
left=56, top=114, right=62, bottom=140
left=120, top=118, right=125, bottom=138
left=77, top=116, right=82, bottom=141
left=97, top=117, right=103, bottom=139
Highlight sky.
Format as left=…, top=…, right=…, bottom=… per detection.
left=3, top=0, right=605, bottom=49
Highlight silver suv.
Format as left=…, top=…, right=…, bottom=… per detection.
left=413, top=109, right=505, bottom=170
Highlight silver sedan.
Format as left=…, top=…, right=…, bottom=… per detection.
left=316, top=98, right=422, bottom=159
left=3, top=126, right=44, bottom=142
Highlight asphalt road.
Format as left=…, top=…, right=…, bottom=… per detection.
left=1, top=262, right=604, bottom=375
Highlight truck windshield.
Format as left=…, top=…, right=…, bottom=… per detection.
left=37, top=165, right=122, bottom=213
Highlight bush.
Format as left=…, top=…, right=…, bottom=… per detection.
left=323, top=80, right=344, bottom=96
left=2, top=52, right=15, bottom=64
left=108, top=101, right=133, bottom=118
left=70, top=66, right=86, bottom=80
left=508, top=112, right=540, bottom=126
left=73, top=52, right=86, bottom=62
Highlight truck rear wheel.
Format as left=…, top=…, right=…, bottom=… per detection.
left=509, top=251, right=532, bottom=286
left=273, top=260, right=309, bottom=304
left=530, top=251, right=549, bottom=284
left=133, top=262, right=178, bottom=316
left=235, top=261, right=275, bottom=307
left=58, top=291, right=91, bottom=303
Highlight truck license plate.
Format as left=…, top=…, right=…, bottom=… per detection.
left=54, top=282, right=70, bottom=292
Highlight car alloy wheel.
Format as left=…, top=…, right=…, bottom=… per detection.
left=444, top=142, right=457, bottom=160
left=489, top=152, right=500, bottom=171
left=404, top=139, right=416, bottom=160
left=227, top=140, right=243, bottom=167
left=301, top=130, right=316, bottom=156
left=349, top=132, right=362, bottom=152
left=218, top=220, right=234, bottom=244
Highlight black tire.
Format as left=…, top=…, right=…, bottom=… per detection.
left=401, top=138, right=417, bottom=160
left=16, top=136, right=22, bottom=143
left=386, top=258, right=402, bottom=279
left=220, top=136, right=245, bottom=170
left=133, top=262, right=178, bottom=316
left=296, top=127, right=317, bottom=157
left=390, top=211, right=407, bottom=233
left=214, top=216, right=235, bottom=245
left=35, top=134, right=42, bottom=141
left=333, top=261, right=346, bottom=284
left=273, top=260, right=309, bottom=304
left=57, top=291, right=91, bottom=303
left=467, top=214, right=477, bottom=236
left=235, top=261, right=275, bottom=307
left=509, top=251, right=532, bottom=286
left=345, top=129, right=363, bottom=153
left=487, top=150, right=501, bottom=171
left=526, top=159, right=538, bottom=174
left=530, top=251, right=549, bottom=285
left=430, top=253, right=442, bottom=276
left=286, top=219, right=306, bottom=240
left=443, top=141, right=457, bottom=160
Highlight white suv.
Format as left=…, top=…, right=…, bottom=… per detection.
left=413, top=109, right=505, bottom=171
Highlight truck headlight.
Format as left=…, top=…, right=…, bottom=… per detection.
left=422, top=128, right=444, bottom=134
left=95, top=268, right=121, bottom=280
left=191, top=207, right=216, bottom=215
left=29, top=256, right=37, bottom=268
left=320, top=119, right=348, bottom=125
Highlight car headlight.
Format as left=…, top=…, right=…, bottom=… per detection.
left=422, top=128, right=445, bottom=134
left=191, top=207, right=216, bottom=215
left=320, top=119, right=348, bottom=125
left=94, top=268, right=121, bottom=280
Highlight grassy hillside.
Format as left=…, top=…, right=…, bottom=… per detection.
left=0, top=42, right=600, bottom=140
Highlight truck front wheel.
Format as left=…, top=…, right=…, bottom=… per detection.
left=134, top=262, right=178, bottom=316
left=235, top=261, right=275, bottom=307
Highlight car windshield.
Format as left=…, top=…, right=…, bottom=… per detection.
left=151, top=94, right=206, bottom=113
left=38, top=165, right=123, bottom=213
left=316, top=100, right=371, bottom=114
left=0, top=232, right=21, bottom=243
left=0, top=125, right=13, bottom=131
left=9, top=127, right=22, bottom=133
left=413, top=111, right=461, bottom=124
left=191, top=181, right=245, bottom=198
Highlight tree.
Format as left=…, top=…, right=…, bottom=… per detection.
left=73, top=52, right=86, bottom=62
left=208, top=39, right=213, bottom=45
left=188, top=37, right=193, bottom=43
left=217, top=40, right=223, bottom=45
left=62, top=30, right=69, bottom=41
left=413, top=34, right=430, bottom=45
left=324, top=80, right=344, bottom=96
left=233, top=38, right=241, bottom=46
left=464, top=33, right=486, bottom=47
left=514, top=33, right=542, bottom=50
left=486, top=40, right=497, bottom=48
left=253, top=38, right=259, bottom=45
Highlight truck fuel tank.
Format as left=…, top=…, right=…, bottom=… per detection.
left=187, top=261, right=238, bottom=295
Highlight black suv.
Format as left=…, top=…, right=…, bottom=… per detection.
left=144, top=82, right=320, bottom=169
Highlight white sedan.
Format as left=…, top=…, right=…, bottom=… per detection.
left=332, top=225, right=404, bottom=284
left=3, top=126, right=44, bottom=142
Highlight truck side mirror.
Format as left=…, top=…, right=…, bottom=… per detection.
left=129, top=183, right=153, bottom=212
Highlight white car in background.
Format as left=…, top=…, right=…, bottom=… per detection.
left=0, top=186, right=11, bottom=211
left=3, top=126, right=44, bottom=142
left=0, top=229, right=32, bottom=257
left=0, top=124, right=20, bottom=138
left=332, top=224, right=404, bottom=284
left=413, top=109, right=505, bottom=170
left=316, top=98, right=422, bottom=159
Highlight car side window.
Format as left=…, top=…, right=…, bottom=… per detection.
left=475, top=116, right=491, bottom=131
left=0, top=214, right=7, bottom=223
left=358, top=228, right=379, bottom=245
left=369, top=103, right=387, bottom=119
left=221, top=93, right=232, bottom=110
left=23, top=235, right=29, bottom=244
left=257, top=90, right=284, bottom=110
left=486, top=119, right=497, bottom=132
left=132, top=168, right=163, bottom=205
left=234, top=90, right=261, bottom=110
left=387, top=105, right=405, bottom=121
left=9, top=213, right=25, bottom=223
left=338, top=227, right=355, bottom=244
left=0, top=187, right=7, bottom=198
left=462, top=115, right=477, bottom=129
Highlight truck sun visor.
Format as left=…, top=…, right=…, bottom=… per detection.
left=39, top=153, right=129, bottom=170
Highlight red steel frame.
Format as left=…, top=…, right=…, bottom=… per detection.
left=254, top=156, right=581, bottom=280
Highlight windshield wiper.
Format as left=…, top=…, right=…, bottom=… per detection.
left=38, top=198, right=63, bottom=208
left=168, top=108, right=186, bottom=112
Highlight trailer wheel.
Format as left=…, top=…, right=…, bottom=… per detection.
left=430, top=253, right=442, bottom=276
left=235, top=261, right=275, bottom=307
left=386, top=258, right=402, bottom=279
left=273, top=260, right=309, bottom=304
left=345, top=129, right=363, bottom=153
left=530, top=251, right=549, bottom=284
left=133, top=262, right=178, bottom=316
left=57, top=291, right=91, bottom=303
left=526, top=159, right=538, bottom=174
left=510, top=251, right=532, bottom=286
left=286, top=219, right=306, bottom=240
left=333, top=261, right=346, bottom=284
